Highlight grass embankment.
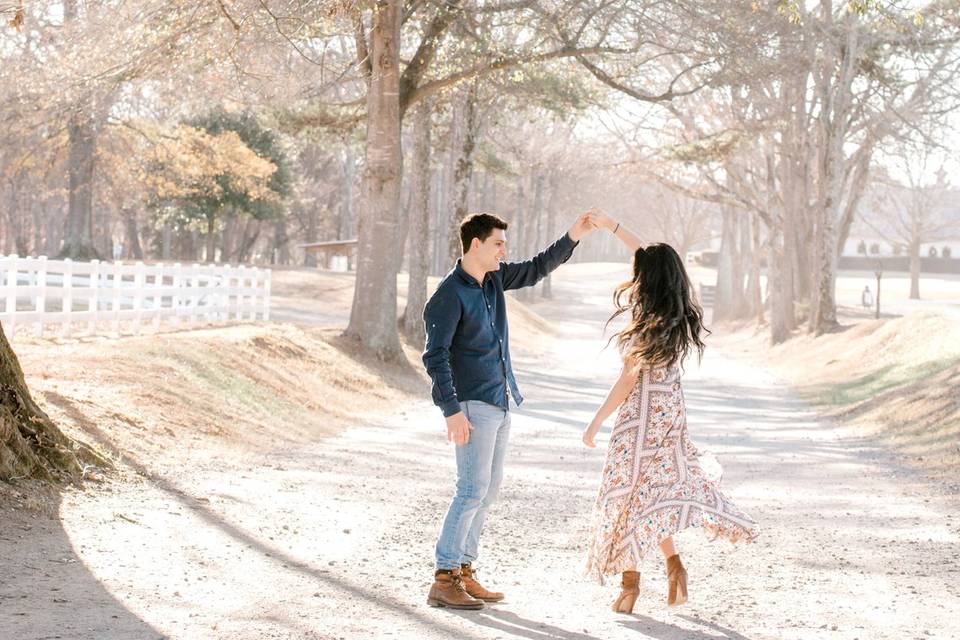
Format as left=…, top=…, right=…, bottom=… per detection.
left=718, top=312, right=960, bottom=478
left=10, top=267, right=554, bottom=485
left=13, top=326, right=424, bottom=475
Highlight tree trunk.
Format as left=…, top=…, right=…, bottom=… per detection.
left=0, top=324, right=106, bottom=481
left=401, top=99, right=433, bottom=342
left=447, top=81, right=482, bottom=265
left=222, top=213, right=238, bottom=261
left=273, top=217, right=290, bottom=265
left=520, top=172, right=545, bottom=300
left=339, top=147, right=356, bottom=240
left=304, top=203, right=319, bottom=267
left=44, top=200, right=61, bottom=256
left=236, top=219, right=261, bottom=264
left=480, top=171, right=491, bottom=211
left=714, top=207, right=743, bottom=321
left=206, top=215, right=217, bottom=263
left=396, top=166, right=413, bottom=272
left=909, top=235, right=921, bottom=300
left=513, top=175, right=529, bottom=301
left=810, top=12, right=858, bottom=336
left=810, top=186, right=841, bottom=334
left=123, top=208, right=144, bottom=260
left=161, top=222, right=172, bottom=260
left=513, top=176, right=526, bottom=257
left=60, top=110, right=101, bottom=260
left=430, top=166, right=445, bottom=276
left=31, top=204, right=43, bottom=257
left=344, top=0, right=404, bottom=360
left=5, top=178, right=29, bottom=256
left=745, top=212, right=763, bottom=321
left=541, top=172, right=560, bottom=298
left=768, top=225, right=793, bottom=344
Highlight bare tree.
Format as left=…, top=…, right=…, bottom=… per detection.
left=866, top=146, right=960, bottom=299
left=401, top=98, right=434, bottom=343
left=344, top=0, right=405, bottom=359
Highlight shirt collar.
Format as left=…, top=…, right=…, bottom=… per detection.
left=454, top=259, right=487, bottom=287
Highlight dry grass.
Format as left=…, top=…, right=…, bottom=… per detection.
left=715, top=312, right=960, bottom=478
left=9, top=268, right=555, bottom=484
left=12, top=324, right=428, bottom=477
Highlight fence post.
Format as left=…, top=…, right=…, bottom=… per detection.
left=153, top=263, right=164, bottom=331
left=223, top=265, right=233, bottom=324
left=133, top=261, right=145, bottom=335
left=4, top=255, right=17, bottom=339
left=235, top=265, right=244, bottom=321
left=172, top=263, right=182, bottom=326
left=191, top=263, right=201, bottom=325
left=87, top=259, right=101, bottom=335
left=212, top=265, right=222, bottom=324
left=1, top=257, right=265, bottom=337
left=36, top=256, right=47, bottom=337
left=62, top=258, right=74, bottom=337
left=151, top=263, right=163, bottom=332
left=112, top=261, right=123, bottom=334
left=263, top=269, right=271, bottom=321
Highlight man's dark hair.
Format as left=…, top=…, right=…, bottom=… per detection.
left=459, top=213, right=508, bottom=253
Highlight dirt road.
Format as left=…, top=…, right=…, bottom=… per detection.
left=2, top=264, right=958, bottom=640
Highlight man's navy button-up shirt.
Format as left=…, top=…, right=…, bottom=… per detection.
left=422, top=232, right=579, bottom=417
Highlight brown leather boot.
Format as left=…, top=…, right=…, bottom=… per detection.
left=666, top=554, right=687, bottom=606
left=611, top=570, right=640, bottom=613
left=460, top=563, right=505, bottom=602
left=427, top=568, right=484, bottom=610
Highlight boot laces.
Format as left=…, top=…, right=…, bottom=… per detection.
left=451, top=574, right=469, bottom=593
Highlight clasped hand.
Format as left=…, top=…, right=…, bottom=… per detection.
left=446, top=411, right=473, bottom=445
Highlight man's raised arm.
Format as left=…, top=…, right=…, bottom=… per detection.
left=500, top=211, right=596, bottom=290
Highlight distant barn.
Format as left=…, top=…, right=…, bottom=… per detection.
left=301, top=239, right=357, bottom=271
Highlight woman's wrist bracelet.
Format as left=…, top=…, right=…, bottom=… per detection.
left=613, top=222, right=620, bottom=234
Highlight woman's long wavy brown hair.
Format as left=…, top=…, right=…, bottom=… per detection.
left=606, top=243, right=709, bottom=371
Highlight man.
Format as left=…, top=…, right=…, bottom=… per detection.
left=422, top=211, right=597, bottom=610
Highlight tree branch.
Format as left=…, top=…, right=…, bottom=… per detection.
left=398, top=0, right=461, bottom=118
left=354, top=11, right=372, bottom=80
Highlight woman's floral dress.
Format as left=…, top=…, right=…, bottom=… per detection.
left=585, top=362, right=759, bottom=583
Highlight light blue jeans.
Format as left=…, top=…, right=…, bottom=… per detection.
left=435, top=400, right=511, bottom=570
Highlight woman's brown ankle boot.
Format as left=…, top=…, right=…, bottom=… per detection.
left=666, top=554, right=687, bottom=606
left=611, top=570, right=640, bottom=613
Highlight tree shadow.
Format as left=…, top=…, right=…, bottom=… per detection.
left=618, top=613, right=752, bottom=639
left=449, top=607, right=602, bottom=639
left=36, top=391, right=486, bottom=640
left=0, top=492, right=163, bottom=640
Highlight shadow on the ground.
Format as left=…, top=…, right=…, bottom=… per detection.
left=41, top=392, right=486, bottom=640
left=0, top=492, right=163, bottom=640
left=451, top=607, right=602, bottom=639
left=618, top=613, right=753, bottom=639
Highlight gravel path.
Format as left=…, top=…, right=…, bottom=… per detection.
left=2, top=265, right=958, bottom=640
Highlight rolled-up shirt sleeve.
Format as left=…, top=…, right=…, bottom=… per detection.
left=501, top=232, right=578, bottom=291
left=422, top=288, right=463, bottom=417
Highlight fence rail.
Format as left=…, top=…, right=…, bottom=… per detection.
left=0, top=256, right=271, bottom=339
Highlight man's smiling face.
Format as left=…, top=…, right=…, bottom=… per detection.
left=472, top=228, right=507, bottom=274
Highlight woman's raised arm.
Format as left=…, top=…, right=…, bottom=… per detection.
left=590, top=211, right=642, bottom=253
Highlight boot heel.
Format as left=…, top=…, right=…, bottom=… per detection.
left=671, top=567, right=687, bottom=606
left=612, top=589, right=639, bottom=613
left=612, top=570, right=640, bottom=613
left=674, top=580, right=687, bottom=606
left=666, top=555, right=688, bottom=607
left=427, top=597, right=443, bottom=608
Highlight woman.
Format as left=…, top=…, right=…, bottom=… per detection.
left=581, top=214, right=759, bottom=613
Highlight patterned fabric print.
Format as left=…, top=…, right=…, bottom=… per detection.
left=584, top=364, right=759, bottom=584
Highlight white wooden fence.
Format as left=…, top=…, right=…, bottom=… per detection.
left=0, top=256, right=271, bottom=339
